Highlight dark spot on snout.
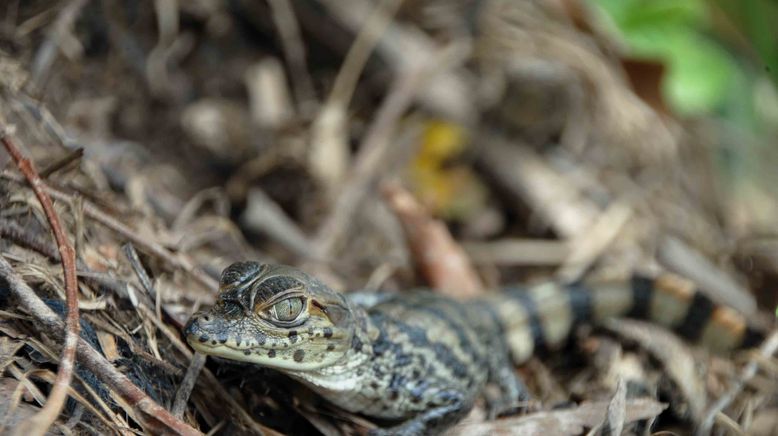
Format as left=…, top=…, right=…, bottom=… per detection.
left=293, top=349, right=305, bottom=362
left=268, top=349, right=276, bottom=358
left=198, top=335, right=209, bottom=343
left=323, top=327, right=333, bottom=338
left=288, top=330, right=298, bottom=343
left=351, top=336, right=363, bottom=352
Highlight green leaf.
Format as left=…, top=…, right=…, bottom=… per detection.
left=591, top=0, right=737, bottom=114
left=663, top=32, right=738, bottom=114
left=619, top=0, right=707, bottom=30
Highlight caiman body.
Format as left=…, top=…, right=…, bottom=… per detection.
left=184, top=262, right=761, bottom=435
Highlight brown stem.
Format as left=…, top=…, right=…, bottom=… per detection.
left=1, top=131, right=80, bottom=436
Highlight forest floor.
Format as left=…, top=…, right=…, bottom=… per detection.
left=0, top=1, right=776, bottom=435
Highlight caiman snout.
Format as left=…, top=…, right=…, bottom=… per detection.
left=184, top=312, right=220, bottom=345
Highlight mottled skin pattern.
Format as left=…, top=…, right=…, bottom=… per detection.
left=184, top=262, right=761, bottom=435
left=185, top=263, right=526, bottom=435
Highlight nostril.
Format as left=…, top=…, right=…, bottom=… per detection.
left=202, top=315, right=211, bottom=322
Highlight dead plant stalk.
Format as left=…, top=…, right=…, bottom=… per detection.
left=1, top=131, right=80, bottom=436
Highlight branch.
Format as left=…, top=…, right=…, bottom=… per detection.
left=1, top=130, right=80, bottom=436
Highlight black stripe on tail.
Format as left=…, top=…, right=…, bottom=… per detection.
left=496, top=274, right=763, bottom=361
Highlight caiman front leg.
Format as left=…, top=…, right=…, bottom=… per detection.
left=485, top=350, right=531, bottom=419
left=369, top=390, right=471, bottom=436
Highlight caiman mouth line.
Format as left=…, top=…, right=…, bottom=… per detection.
left=189, top=340, right=290, bottom=352
left=186, top=329, right=312, bottom=355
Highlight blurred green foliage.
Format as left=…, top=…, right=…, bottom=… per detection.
left=592, top=0, right=778, bottom=235
left=592, top=0, right=778, bottom=122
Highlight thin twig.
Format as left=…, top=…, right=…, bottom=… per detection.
left=0, top=256, right=203, bottom=435
left=122, top=243, right=157, bottom=301
left=38, top=147, right=83, bottom=178
left=28, top=0, right=87, bottom=90
left=133, top=301, right=277, bottom=434
left=122, top=242, right=165, bottom=327
left=2, top=131, right=80, bottom=436
left=326, top=0, right=402, bottom=108
left=658, top=236, right=757, bottom=316
left=172, top=352, right=207, bottom=418
left=241, top=188, right=315, bottom=259
left=308, top=0, right=402, bottom=191
left=475, top=135, right=599, bottom=238
left=266, top=0, right=317, bottom=115
left=0, top=218, right=62, bottom=261
left=461, top=239, right=569, bottom=266
left=697, top=330, right=778, bottom=435
left=316, top=0, right=473, bottom=120
left=313, top=43, right=466, bottom=257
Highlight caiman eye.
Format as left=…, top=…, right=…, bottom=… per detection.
left=270, top=297, right=305, bottom=322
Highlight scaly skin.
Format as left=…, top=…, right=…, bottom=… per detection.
left=184, top=262, right=761, bottom=435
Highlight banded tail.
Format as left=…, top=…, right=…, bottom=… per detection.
left=484, top=274, right=764, bottom=364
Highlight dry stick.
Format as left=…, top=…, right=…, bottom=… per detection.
left=308, top=0, right=402, bottom=191
left=556, top=200, right=633, bottom=283
left=29, top=0, right=88, bottom=89
left=1, top=171, right=218, bottom=292
left=0, top=256, right=203, bottom=436
left=601, top=377, right=627, bottom=436
left=39, top=147, right=84, bottom=178
left=697, top=330, right=778, bottom=436
left=120, top=243, right=205, bottom=420
left=134, top=299, right=277, bottom=434
left=313, top=44, right=463, bottom=257
left=0, top=219, right=64, bottom=262
left=122, top=244, right=193, bottom=418
left=462, top=239, right=569, bottom=266
left=658, top=236, right=757, bottom=317
left=326, top=0, right=403, bottom=107
left=382, top=182, right=484, bottom=298
left=1, top=132, right=80, bottom=436
left=171, top=353, right=207, bottom=419
left=241, top=188, right=314, bottom=259
left=475, top=136, right=599, bottom=239
left=266, top=0, right=318, bottom=114
left=316, top=0, right=472, bottom=121
left=122, top=243, right=157, bottom=301
left=122, top=241, right=166, bottom=329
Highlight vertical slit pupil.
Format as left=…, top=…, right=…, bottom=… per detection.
left=274, top=297, right=303, bottom=321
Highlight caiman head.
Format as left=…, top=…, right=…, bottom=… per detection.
left=184, top=262, right=356, bottom=371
